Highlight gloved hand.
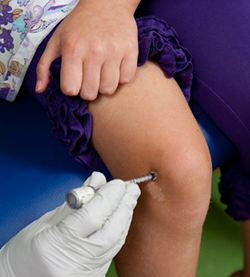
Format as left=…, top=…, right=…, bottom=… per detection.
left=0, top=172, right=140, bottom=277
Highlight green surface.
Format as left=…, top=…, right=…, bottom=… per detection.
left=106, top=172, right=243, bottom=277
left=197, top=172, right=243, bottom=277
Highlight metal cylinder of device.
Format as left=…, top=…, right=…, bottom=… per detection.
left=66, top=171, right=158, bottom=209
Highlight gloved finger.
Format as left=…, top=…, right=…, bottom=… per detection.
left=84, top=171, right=107, bottom=189
left=87, top=182, right=141, bottom=257
left=35, top=173, right=106, bottom=230
left=57, top=179, right=126, bottom=237
left=17, top=203, right=71, bottom=236
left=44, top=203, right=73, bottom=226
left=29, top=172, right=106, bottom=229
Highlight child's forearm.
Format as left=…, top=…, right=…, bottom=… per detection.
left=77, top=0, right=141, bottom=14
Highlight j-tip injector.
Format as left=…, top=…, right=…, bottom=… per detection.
left=66, top=171, right=158, bottom=209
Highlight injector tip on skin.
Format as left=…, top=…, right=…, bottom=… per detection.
left=150, top=171, right=158, bottom=181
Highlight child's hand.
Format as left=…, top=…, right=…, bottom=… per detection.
left=36, top=1, right=139, bottom=101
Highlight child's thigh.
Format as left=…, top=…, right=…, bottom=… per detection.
left=88, top=61, right=211, bottom=187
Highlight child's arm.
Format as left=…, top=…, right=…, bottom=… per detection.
left=36, top=0, right=141, bottom=101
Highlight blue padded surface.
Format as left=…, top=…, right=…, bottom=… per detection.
left=190, top=101, right=237, bottom=169
left=0, top=92, right=110, bottom=247
left=0, top=93, right=236, bottom=247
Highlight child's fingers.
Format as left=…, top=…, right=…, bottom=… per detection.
left=36, top=40, right=60, bottom=93
left=60, top=52, right=83, bottom=96
left=80, top=59, right=102, bottom=101
left=99, top=59, right=120, bottom=96
left=119, top=46, right=138, bottom=84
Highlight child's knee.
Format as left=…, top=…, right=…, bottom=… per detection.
left=142, top=144, right=212, bottom=233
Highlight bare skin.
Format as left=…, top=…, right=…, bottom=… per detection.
left=231, top=271, right=244, bottom=277
left=35, top=1, right=248, bottom=275
left=231, top=220, right=250, bottom=277
left=36, top=0, right=140, bottom=100
left=88, top=61, right=212, bottom=276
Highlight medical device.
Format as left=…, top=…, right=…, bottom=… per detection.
left=66, top=171, right=158, bottom=209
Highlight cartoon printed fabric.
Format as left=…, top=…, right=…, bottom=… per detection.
left=0, top=0, right=79, bottom=101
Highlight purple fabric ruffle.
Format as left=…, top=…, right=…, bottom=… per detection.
left=44, top=16, right=193, bottom=169
left=219, top=158, right=250, bottom=221
left=44, top=59, right=105, bottom=169
left=137, top=16, right=193, bottom=101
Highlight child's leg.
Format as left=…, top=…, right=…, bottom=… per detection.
left=242, top=221, right=250, bottom=276
left=231, top=220, right=250, bottom=277
left=232, top=220, right=250, bottom=277
left=88, top=61, right=212, bottom=276
left=220, top=163, right=250, bottom=277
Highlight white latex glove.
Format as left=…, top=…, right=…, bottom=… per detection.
left=0, top=172, right=141, bottom=277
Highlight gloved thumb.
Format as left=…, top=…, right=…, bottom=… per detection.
left=57, top=179, right=126, bottom=238
left=84, top=171, right=107, bottom=189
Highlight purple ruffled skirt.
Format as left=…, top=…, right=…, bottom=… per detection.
left=134, top=1, right=250, bottom=221
left=23, top=16, right=193, bottom=169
